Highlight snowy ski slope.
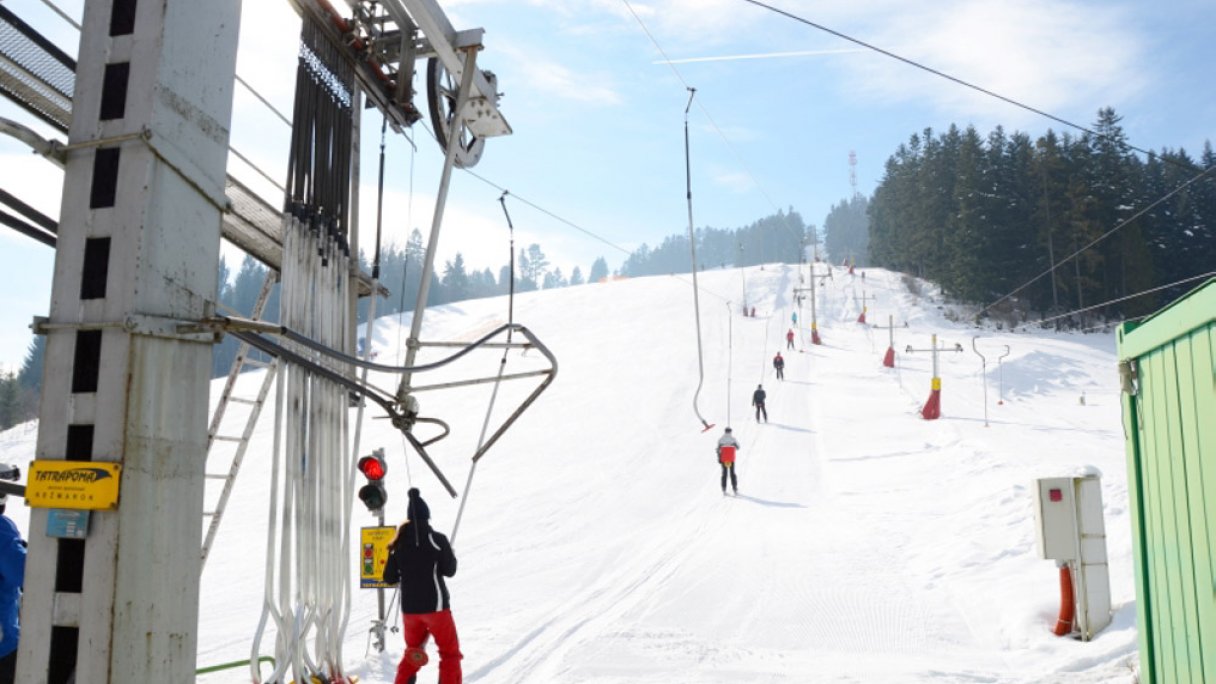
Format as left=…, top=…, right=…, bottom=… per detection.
left=0, top=264, right=1140, bottom=682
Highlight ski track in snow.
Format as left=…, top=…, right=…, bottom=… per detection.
left=0, top=265, right=1141, bottom=683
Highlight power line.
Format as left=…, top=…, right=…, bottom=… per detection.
left=738, top=0, right=1211, bottom=178
left=977, top=163, right=1216, bottom=318
left=1027, top=270, right=1216, bottom=328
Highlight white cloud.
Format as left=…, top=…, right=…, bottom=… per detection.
left=709, top=168, right=755, bottom=193
left=496, top=44, right=624, bottom=106
left=543, top=0, right=1150, bottom=125
left=739, top=0, right=1149, bottom=124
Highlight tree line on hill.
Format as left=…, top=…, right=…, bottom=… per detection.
left=866, top=108, right=1216, bottom=323
left=6, top=229, right=613, bottom=423
left=209, top=228, right=610, bottom=380
left=4, top=206, right=810, bottom=431
left=616, top=209, right=812, bottom=277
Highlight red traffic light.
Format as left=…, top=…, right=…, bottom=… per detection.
left=358, top=454, right=386, bottom=481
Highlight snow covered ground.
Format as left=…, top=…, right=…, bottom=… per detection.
left=0, top=264, right=1141, bottom=682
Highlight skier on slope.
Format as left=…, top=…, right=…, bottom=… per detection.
left=773, top=352, right=785, bottom=380
left=383, top=488, right=463, bottom=684
left=786, top=328, right=796, bottom=350
left=717, top=427, right=740, bottom=495
left=752, top=384, right=768, bottom=422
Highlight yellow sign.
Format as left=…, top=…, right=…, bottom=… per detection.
left=26, top=461, right=122, bottom=510
left=360, top=526, right=397, bottom=589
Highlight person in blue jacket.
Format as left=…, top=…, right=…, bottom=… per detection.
left=0, top=463, right=26, bottom=684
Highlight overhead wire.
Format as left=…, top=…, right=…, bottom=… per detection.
left=734, top=0, right=1216, bottom=327
left=738, top=0, right=1214, bottom=179
left=30, top=0, right=295, bottom=190
left=37, top=0, right=77, bottom=29
left=1024, top=270, right=1216, bottom=329
left=976, top=164, right=1216, bottom=318
left=620, top=0, right=811, bottom=267
left=411, top=119, right=732, bottom=303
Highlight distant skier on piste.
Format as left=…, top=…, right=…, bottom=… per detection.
left=717, top=427, right=739, bottom=495
left=753, top=384, right=768, bottom=422
left=773, top=352, right=785, bottom=380
left=786, top=328, right=795, bottom=350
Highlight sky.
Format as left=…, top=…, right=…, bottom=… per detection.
left=2, top=0, right=1215, bottom=368
left=2, top=263, right=1141, bottom=681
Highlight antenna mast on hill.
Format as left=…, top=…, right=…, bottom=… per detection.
left=849, top=149, right=858, bottom=198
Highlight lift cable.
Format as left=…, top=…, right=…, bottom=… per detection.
left=417, top=120, right=732, bottom=304
left=620, top=0, right=810, bottom=253
left=36, top=0, right=77, bottom=29
left=976, top=163, right=1216, bottom=319
left=1025, top=270, right=1216, bottom=329
left=739, top=0, right=1212, bottom=179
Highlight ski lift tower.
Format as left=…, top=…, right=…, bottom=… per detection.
left=19, top=1, right=242, bottom=682
left=283, top=0, right=517, bottom=405
left=793, top=262, right=832, bottom=345
left=17, top=0, right=512, bottom=681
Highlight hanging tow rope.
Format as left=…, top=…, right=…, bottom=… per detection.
left=683, top=87, right=715, bottom=433
left=451, top=191, right=518, bottom=544
left=252, top=17, right=356, bottom=683
left=725, top=301, right=734, bottom=427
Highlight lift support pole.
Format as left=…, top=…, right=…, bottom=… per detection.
left=19, top=1, right=241, bottom=681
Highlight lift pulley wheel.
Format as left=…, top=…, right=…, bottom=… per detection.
left=426, top=56, right=488, bottom=168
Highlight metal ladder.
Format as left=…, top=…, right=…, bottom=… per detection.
left=200, top=272, right=279, bottom=569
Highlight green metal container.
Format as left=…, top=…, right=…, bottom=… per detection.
left=1118, top=278, right=1216, bottom=684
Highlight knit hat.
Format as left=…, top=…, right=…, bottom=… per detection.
left=407, top=487, right=430, bottom=522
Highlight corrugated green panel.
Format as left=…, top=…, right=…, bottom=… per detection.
left=1120, top=279, right=1216, bottom=360
left=1123, top=387, right=1156, bottom=682
left=1140, top=354, right=1169, bottom=683
left=1118, top=280, right=1216, bottom=684
left=1163, top=345, right=1201, bottom=683
left=1145, top=352, right=1184, bottom=682
left=1136, top=359, right=1163, bottom=684
left=1179, top=329, right=1215, bottom=682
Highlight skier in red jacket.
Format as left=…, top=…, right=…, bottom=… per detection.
left=717, top=427, right=740, bottom=495
left=786, top=328, right=796, bottom=350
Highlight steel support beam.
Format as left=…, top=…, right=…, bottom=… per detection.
left=18, top=0, right=242, bottom=681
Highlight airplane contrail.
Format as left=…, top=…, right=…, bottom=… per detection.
left=654, top=48, right=865, bottom=65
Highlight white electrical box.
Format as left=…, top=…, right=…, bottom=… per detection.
left=1033, top=473, right=1112, bottom=640
left=1034, top=477, right=1079, bottom=560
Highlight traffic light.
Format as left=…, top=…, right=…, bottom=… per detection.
left=357, top=448, right=387, bottom=512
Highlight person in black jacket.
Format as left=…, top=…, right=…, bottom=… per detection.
left=752, top=384, right=768, bottom=422
left=382, top=488, right=462, bottom=684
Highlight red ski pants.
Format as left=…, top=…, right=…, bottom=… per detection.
left=395, top=609, right=463, bottom=684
